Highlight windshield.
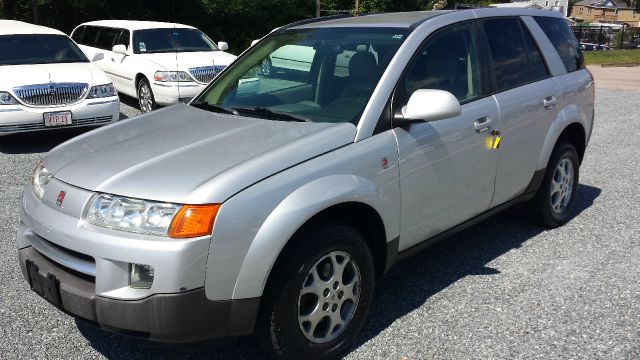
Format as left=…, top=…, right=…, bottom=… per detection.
left=132, top=28, right=219, bottom=54
left=0, top=34, right=89, bottom=66
left=194, top=27, right=409, bottom=124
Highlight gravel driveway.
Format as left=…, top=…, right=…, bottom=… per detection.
left=0, top=88, right=638, bottom=359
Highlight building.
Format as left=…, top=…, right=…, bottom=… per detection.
left=571, top=0, right=640, bottom=27
left=490, top=0, right=570, bottom=16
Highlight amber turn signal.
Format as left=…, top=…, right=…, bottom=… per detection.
left=168, top=204, right=220, bottom=238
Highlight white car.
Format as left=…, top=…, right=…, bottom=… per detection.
left=0, top=20, right=119, bottom=135
left=260, top=44, right=374, bottom=78
left=71, top=20, right=237, bottom=112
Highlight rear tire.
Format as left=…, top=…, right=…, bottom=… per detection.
left=256, top=221, right=375, bottom=360
left=532, top=142, right=580, bottom=227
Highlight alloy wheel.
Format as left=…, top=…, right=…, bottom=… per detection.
left=138, top=83, right=153, bottom=113
left=297, top=251, right=361, bottom=344
left=550, top=158, right=574, bottom=214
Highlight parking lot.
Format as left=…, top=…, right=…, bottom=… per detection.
left=0, top=85, right=638, bottom=359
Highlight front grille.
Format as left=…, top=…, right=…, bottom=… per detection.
left=0, top=115, right=112, bottom=133
left=32, top=236, right=96, bottom=282
left=189, top=66, right=226, bottom=84
left=13, top=83, right=89, bottom=106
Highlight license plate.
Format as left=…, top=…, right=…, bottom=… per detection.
left=25, top=260, right=62, bottom=308
left=44, top=111, right=72, bottom=127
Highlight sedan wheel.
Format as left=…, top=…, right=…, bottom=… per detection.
left=137, top=79, right=157, bottom=113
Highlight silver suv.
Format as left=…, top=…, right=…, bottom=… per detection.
left=17, top=9, right=594, bottom=360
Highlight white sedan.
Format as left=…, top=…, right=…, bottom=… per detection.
left=71, top=20, right=237, bottom=112
left=0, top=20, right=119, bottom=135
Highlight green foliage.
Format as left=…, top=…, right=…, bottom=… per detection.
left=583, top=49, right=640, bottom=65
left=0, top=0, right=459, bottom=52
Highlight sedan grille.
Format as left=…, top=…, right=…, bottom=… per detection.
left=13, top=83, right=89, bottom=106
left=189, top=66, right=226, bottom=84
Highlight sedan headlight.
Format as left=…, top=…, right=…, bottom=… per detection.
left=0, top=91, right=18, bottom=105
left=85, top=193, right=219, bottom=238
left=31, top=161, right=53, bottom=199
left=87, top=83, right=117, bottom=98
left=153, top=71, right=194, bottom=82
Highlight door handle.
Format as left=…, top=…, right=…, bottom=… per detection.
left=543, top=96, right=557, bottom=109
left=473, top=116, right=492, bottom=133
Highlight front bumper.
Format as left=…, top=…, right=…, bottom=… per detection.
left=18, top=246, right=259, bottom=342
left=151, top=82, right=206, bottom=106
left=0, top=97, right=119, bottom=135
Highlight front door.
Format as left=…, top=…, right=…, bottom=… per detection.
left=393, top=21, right=499, bottom=250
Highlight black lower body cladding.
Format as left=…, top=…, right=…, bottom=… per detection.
left=17, top=246, right=260, bottom=343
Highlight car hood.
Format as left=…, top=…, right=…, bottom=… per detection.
left=139, top=51, right=237, bottom=71
left=44, top=104, right=356, bottom=204
left=0, top=62, right=109, bottom=90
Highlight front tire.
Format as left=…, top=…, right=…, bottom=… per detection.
left=256, top=222, right=375, bottom=360
left=137, top=78, right=158, bottom=113
left=533, top=142, right=580, bottom=227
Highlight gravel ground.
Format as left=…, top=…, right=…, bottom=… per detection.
left=0, top=88, right=638, bottom=359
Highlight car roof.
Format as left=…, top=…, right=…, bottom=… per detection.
left=289, top=8, right=563, bottom=29
left=78, top=20, right=196, bottom=31
left=0, top=20, right=66, bottom=36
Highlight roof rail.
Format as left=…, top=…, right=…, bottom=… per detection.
left=276, top=13, right=355, bottom=32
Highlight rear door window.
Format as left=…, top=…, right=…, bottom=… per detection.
left=522, top=25, right=550, bottom=82
left=534, top=16, right=584, bottom=73
left=482, top=18, right=531, bottom=92
left=482, top=18, right=550, bottom=92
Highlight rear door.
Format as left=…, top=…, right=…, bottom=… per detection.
left=480, top=17, right=563, bottom=207
left=393, top=21, right=499, bottom=250
left=533, top=16, right=594, bottom=143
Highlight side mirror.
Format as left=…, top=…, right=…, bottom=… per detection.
left=217, top=41, right=229, bottom=51
left=91, top=52, right=105, bottom=62
left=112, top=44, right=127, bottom=55
left=399, top=89, right=461, bottom=123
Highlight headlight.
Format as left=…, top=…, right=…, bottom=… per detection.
left=31, top=161, right=52, bottom=199
left=87, top=83, right=117, bottom=98
left=153, top=71, right=193, bottom=82
left=85, top=193, right=220, bottom=238
left=0, top=91, right=18, bottom=105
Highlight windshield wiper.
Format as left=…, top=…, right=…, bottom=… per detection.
left=234, top=107, right=312, bottom=122
left=191, top=101, right=239, bottom=115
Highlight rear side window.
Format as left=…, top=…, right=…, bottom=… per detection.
left=81, top=26, right=99, bottom=47
left=534, top=16, right=584, bottom=73
left=71, top=26, right=85, bottom=43
left=95, top=27, right=120, bottom=50
left=482, top=18, right=549, bottom=92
